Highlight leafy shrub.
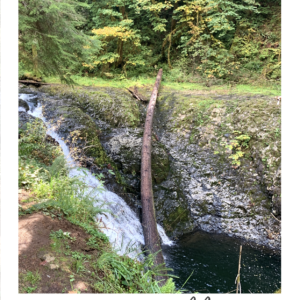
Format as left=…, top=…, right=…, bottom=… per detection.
left=33, top=174, right=108, bottom=223
left=92, top=250, right=179, bottom=293
left=225, top=132, right=251, bottom=166
left=48, top=155, right=67, bottom=177
left=19, top=158, right=49, bottom=189
left=19, top=119, right=61, bottom=165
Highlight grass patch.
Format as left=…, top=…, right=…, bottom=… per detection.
left=235, top=84, right=281, bottom=95
left=46, top=224, right=180, bottom=293
left=44, top=75, right=280, bottom=96
left=19, top=271, right=41, bottom=293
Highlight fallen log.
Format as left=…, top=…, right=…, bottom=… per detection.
left=140, top=69, right=167, bottom=285
left=19, top=80, right=50, bottom=87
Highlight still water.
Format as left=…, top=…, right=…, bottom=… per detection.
left=163, top=230, right=281, bottom=294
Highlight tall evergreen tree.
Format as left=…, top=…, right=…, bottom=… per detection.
left=19, top=0, right=90, bottom=83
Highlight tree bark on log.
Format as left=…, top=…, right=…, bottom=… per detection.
left=18, top=80, right=50, bottom=86
left=141, top=69, right=167, bottom=285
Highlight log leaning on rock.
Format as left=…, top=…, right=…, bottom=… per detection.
left=140, top=69, right=167, bottom=285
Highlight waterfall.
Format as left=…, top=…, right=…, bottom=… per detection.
left=19, top=93, right=174, bottom=259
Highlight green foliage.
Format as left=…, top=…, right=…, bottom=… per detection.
left=33, top=174, right=108, bottom=223
left=71, top=251, right=91, bottom=261
left=19, top=0, right=281, bottom=83
left=22, top=271, right=41, bottom=285
left=20, top=271, right=41, bottom=293
left=19, top=119, right=110, bottom=226
left=225, top=132, right=251, bottom=166
left=235, top=134, right=251, bottom=148
left=19, top=158, right=47, bottom=189
left=19, top=119, right=62, bottom=188
left=19, top=119, right=61, bottom=165
left=160, top=278, right=178, bottom=293
left=48, top=155, right=68, bottom=177
left=19, top=0, right=92, bottom=83
left=24, top=287, right=38, bottom=293
left=86, top=236, right=101, bottom=250
left=50, top=229, right=76, bottom=241
left=171, top=0, right=254, bottom=78
left=67, top=216, right=109, bottom=243
left=69, top=274, right=75, bottom=290
left=92, top=250, right=180, bottom=293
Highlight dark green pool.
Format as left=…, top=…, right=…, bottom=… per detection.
left=162, top=230, right=281, bottom=294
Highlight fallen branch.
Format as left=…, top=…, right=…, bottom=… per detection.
left=271, top=213, right=281, bottom=223
left=126, top=86, right=147, bottom=102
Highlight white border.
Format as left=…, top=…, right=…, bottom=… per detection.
left=1, top=0, right=19, bottom=297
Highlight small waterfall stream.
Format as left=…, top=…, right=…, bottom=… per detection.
left=20, top=93, right=174, bottom=260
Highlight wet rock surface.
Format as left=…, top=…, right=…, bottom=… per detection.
left=19, top=85, right=281, bottom=250
left=19, top=99, right=30, bottom=112
left=19, top=111, right=39, bottom=130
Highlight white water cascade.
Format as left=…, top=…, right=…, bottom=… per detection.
left=19, top=93, right=174, bottom=259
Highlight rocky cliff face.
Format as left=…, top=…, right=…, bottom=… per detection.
left=20, top=84, right=281, bottom=250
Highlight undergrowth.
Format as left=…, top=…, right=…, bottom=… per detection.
left=19, top=271, right=41, bottom=293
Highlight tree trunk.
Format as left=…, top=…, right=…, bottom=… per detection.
left=32, top=42, right=38, bottom=77
left=141, top=69, right=167, bottom=285
left=118, top=40, right=123, bottom=67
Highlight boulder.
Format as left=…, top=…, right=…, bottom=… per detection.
left=45, top=134, right=59, bottom=146
left=19, top=99, right=30, bottom=112
left=18, top=111, right=37, bottom=131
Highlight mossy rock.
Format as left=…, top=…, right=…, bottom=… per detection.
left=163, top=206, right=191, bottom=235
left=43, top=102, right=111, bottom=168
left=41, top=85, right=141, bottom=128
left=151, top=143, right=170, bottom=184
left=19, top=111, right=43, bottom=131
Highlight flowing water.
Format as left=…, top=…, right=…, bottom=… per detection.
left=19, top=92, right=281, bottom=293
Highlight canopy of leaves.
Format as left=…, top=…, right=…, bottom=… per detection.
left=19, top=0, right=281, bottom=82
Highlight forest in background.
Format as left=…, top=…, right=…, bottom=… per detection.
left=19, top=0, right=281, bottom=85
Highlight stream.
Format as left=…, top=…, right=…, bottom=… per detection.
left=19, top=92, right=281, bottom=293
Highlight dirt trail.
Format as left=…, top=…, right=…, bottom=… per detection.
left=19, top=195, right=95, bottom=293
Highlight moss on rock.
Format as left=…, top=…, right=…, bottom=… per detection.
left=163, top=206, right=191, bottom=235
left=41, top=85, right=141, bottom=128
